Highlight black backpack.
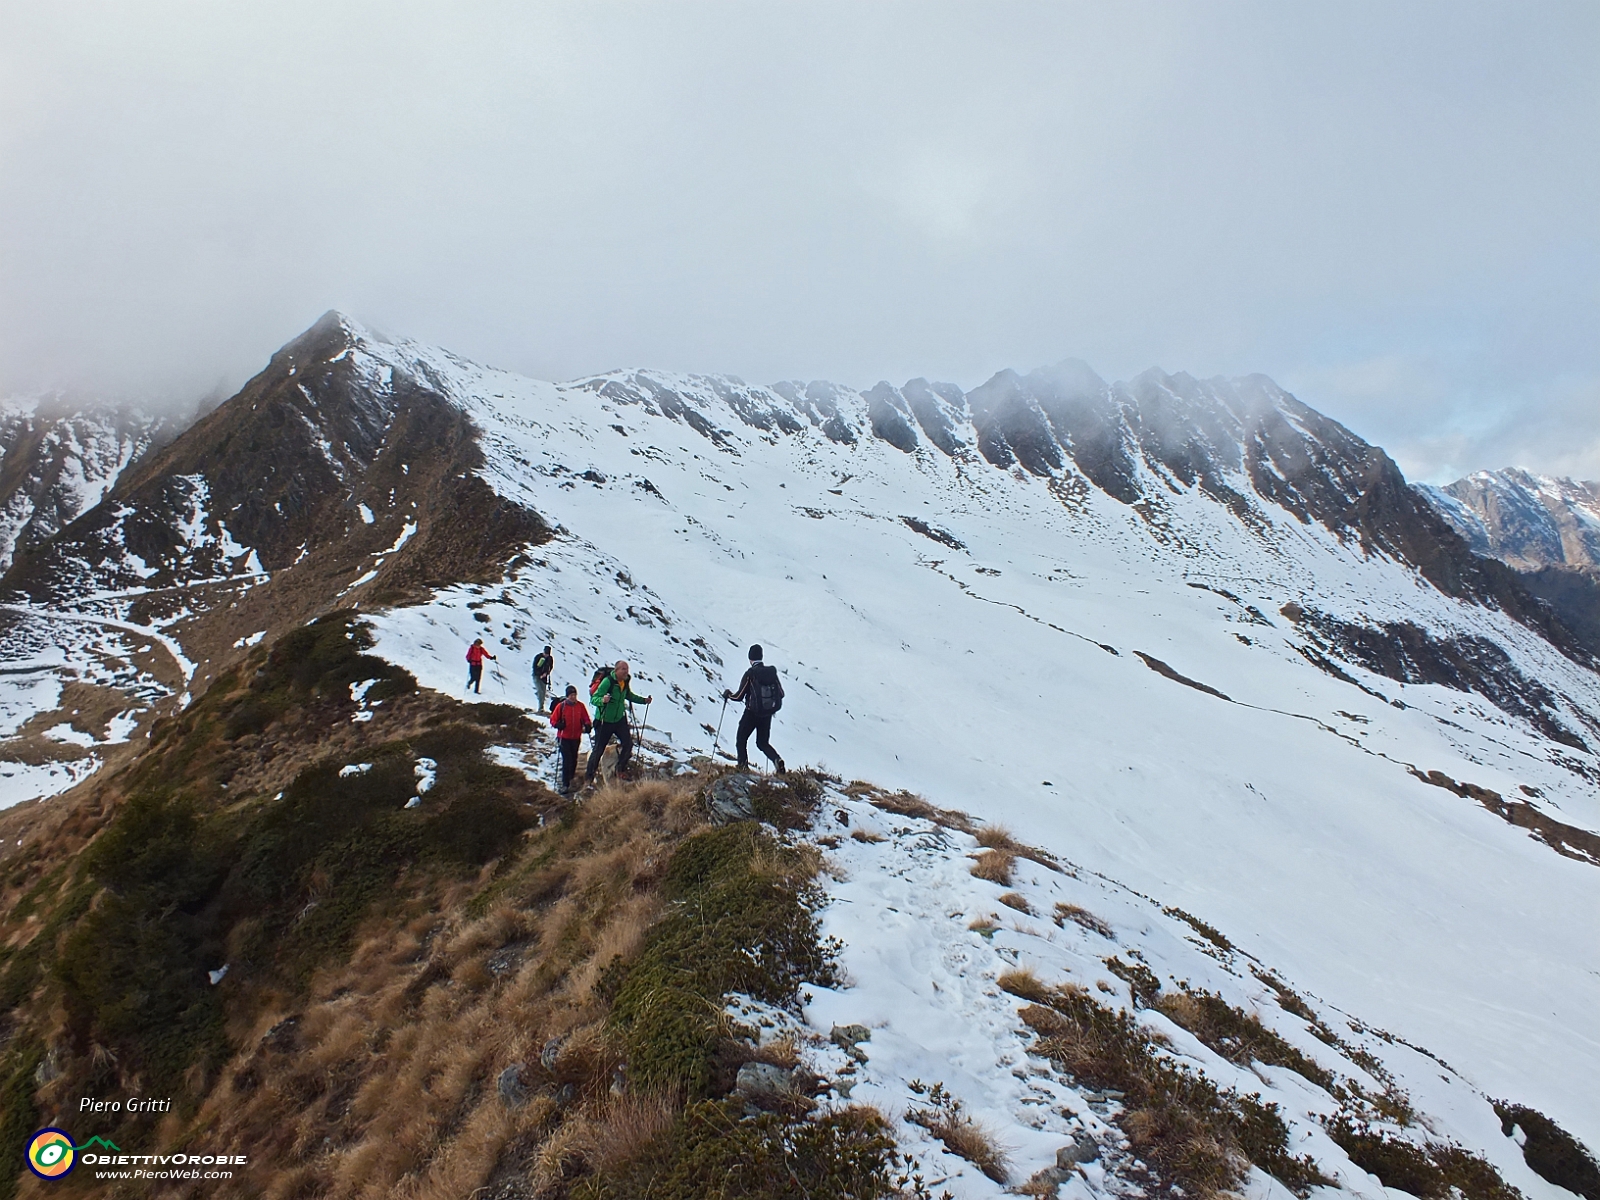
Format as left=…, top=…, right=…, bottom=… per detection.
left=533, top=653, right=552, bottom=679
left=752, top=664, right=784, bottom=715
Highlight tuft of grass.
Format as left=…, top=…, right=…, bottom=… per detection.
left=997, top=968, right=1051, bottom=1006
left=906, top=1080, right=1010, bottom=1184
left=1493, top=1102, right=1600, bottom=1200
left=998, top=892, right=1033, bottom=915
left=860, top=786, right=976, bottom=833
left=1054, top=902, right=1115, bottom=939
left=850, top=828, right=886, bottom=844
left=970, top=849, right=1016, bottom=885
left=1155, top=988, right=1335, bottom=1091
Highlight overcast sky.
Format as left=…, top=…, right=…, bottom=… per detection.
left=1, top=3, right=1595, bottom=483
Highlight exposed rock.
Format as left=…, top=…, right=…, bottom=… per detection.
left=1058, top=1133, right=1100, bottom=1166
left=705, top=773, right=757, bottom=824
left=735, top=1061, right=797, bottom=1108
left=496, top=1064, right=530, bottom=1109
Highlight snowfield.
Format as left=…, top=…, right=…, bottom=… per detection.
left=336, top=325, right=1600, bottom=1152
left=793, top=782, right=1574, bottom=1200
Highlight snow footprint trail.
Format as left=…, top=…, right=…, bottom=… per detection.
left=798, top=785, right=1567, bottom=1200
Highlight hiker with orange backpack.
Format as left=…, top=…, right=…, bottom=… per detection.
left=585, top=660, right=652, bottom=786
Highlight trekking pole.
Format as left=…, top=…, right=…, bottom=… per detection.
left=711, top=696, right=728, bottom=757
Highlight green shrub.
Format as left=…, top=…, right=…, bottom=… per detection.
left=1019, top=985, right=1329, bottom=1198
left=0, top=1037, right=44, bottom=1200
left=1493, top=1103, right=1599, bottom=1200
left=1327, top=1119, right=1521, bottom=1200
left=607, top=825, right=836, bottom=1096
left=575, top=1100, right=934, bottom=1200
left=1156, top=988, right=1335, bottom=1090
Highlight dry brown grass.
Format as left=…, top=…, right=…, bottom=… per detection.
left=997, top=967, right=1051, bottom=1005
left=970, top=848, right=1016, bottom=885
left=850, top=827, right=886, bottom=843
left=165, top=769, right=711, bottom=1200
left=999, top=891, right=1033, bottom=914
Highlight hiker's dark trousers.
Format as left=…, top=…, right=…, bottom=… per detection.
left=467, top=663, right=483, bottom=693
left=586, top=719, right=632, bottom=780
left=736, top=710, right=778, bottom=766
left=557, top=739, right=581, bottom=791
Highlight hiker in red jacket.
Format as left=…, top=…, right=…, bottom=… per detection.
left=466, top=637, right=496, bottom=694
left=548, top=685, right=592, bottom=794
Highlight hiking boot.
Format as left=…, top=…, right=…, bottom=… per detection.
left=735, top=759, right=750, bottom=772
left=773, top=758, right=786, bottom=774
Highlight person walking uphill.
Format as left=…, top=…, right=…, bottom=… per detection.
left=548, top=685, right=591, bottom=794
left=725, top=644, right=784, bottom=773
left=466, top=638, right=496, bottom=695
left=585, top=660, right=652, bottom=786
left=532, top=646, right=554, bottom=713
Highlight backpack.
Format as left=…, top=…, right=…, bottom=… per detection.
left=590, top=668, right=611, bottom=697
left=533, top=653, right=552, bottom=679
left=752, top=664, right=784, bottom=715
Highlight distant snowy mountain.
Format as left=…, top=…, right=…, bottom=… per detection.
left=0, top=395, right=170, bottom=571
left=3, top=312, right=1599, bottom=1168
left=1419, top=469, right=1600, bottom=572
left=1417, top=469, right=1600, bottom=667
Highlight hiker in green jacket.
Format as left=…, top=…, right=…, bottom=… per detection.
left=585, top=659, right=652, bottom=785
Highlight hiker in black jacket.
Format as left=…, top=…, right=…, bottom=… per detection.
left=532, top=646, right=554, bottom=713
left=724, top=644, right=785, bottom=773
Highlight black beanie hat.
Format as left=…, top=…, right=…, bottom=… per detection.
left=748, top=644, right=763, bottom=661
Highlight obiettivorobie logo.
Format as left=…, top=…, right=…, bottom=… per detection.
left=26, top=1129, right=120, bottom=1179
left=26, top=1128, right=247, bottom=1181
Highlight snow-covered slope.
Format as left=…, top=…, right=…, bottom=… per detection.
left=796, top=781, right=1576, bottom=1200
left=223, top=319, right=1598, bottom=1154
left=6, top=315, right=1597, bottom=1162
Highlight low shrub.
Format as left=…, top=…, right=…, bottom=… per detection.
left=605, top=824, right=837, bottom=1096
left=1493, top=1102, right=1600, bottom=1200
left=1054, top=902, right=1115, bottom=939
left=1019, top=984, right=1328, bottom=1198
left=1103, top=955, right=1163, bottom=1008
left=575, top=1100, right=941, bottom=1199
left=1327, top=1118, right=1521, bottom=1200
left=906, top=1080, right=1010, bottom=1183
left=1155, top=988, right=1335, bottom=1090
